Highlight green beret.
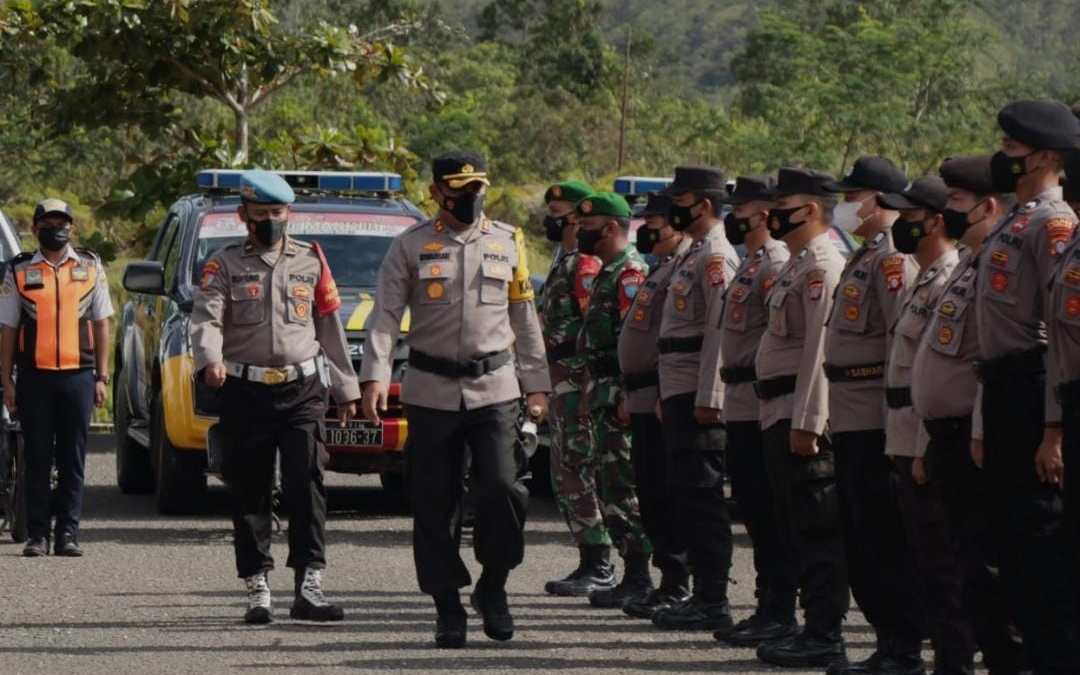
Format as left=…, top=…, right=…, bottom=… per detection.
left=576, top=191, right=631, bottom=218
left=545, top=180, right=593, bottom=205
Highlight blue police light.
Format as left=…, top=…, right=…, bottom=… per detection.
left=613, top=176, right=673, bottom=197
left=196, top=170, right=403, bottom=193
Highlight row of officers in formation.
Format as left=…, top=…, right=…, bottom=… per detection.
left=179, top=98, right=1080, bottom=675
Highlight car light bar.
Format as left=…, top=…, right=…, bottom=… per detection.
left=196, top=170, right=403, bottom=193
left=613, top=176, right=673, bottom=196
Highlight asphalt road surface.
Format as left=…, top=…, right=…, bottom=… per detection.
left=0, top=437, right=892, bottom=675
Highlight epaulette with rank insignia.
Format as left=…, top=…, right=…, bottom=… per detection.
left=74, top=247, right=101, bottom=265
left=8, top=252, right=33, bottom=266
left=489, top=220, right=518, bottom=235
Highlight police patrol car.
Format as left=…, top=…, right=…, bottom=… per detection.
left=115, top=170, right=420, bottom=514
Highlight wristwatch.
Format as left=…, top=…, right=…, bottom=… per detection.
left=95, top=373, right=111, bottom=385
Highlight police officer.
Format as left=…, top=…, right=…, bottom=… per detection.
left=714, top=176, right=794, bottom=647
left=912, top=156, right=1023, bottom=675
left=821, top=157, right=923, bottom=673
left=359, top=152, right=550, bottom=649
left=538, top=180, right=609, bottom=597
left=879, top=177, right=958, bottom=675
left=1058, top=150, right=1080, bottom=623
left=192, top=170, right=359, bottom=625
left=572, top=191, right=652, bottom=609
left=0, top=199, right=113, bottom=557
left=753, top=168, right=848, bottom=669
left=617, top=191, right=693, bottom=620
left=976, top=100, right=1080, bottom=674
left=652, top=166, right=740, bottom=632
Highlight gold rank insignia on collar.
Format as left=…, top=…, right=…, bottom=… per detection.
left=481, top=220, right=491, bottom=233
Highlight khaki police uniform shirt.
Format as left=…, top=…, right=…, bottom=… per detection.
left=0, top=246, right=114, bottom=327
left=886, top=247, right=960, bottom=458
left=657, top=224, right=740, bottom=407
left=824, top=229, right=918, bottom=433
left=192, top=236, right=360, bottom=404
left=975, top=187, right=1076, bottom=425
left=755, top=231, right=844, bottom=435
left=617, top=237, right=692, bottom=414
left=358, top=216, right=551, bottom=412
left=720, top=238, right=790, bottom=424
left=1049, top=233, right=1080, bottom=396
left=912, top=246, right=982, bottom=426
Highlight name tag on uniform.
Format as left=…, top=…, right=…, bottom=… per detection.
left=24, top=269, right=44, bottom=289
left=71, top=265, right=89, bottom=281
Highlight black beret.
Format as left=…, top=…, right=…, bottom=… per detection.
left=669, top=166, right=727, bottom=194
left=939, top=155, right=995, bottom=196
left=765, top=167, right=837, bottom=199
left=877, top=176, right=948, bottom=212
left=433, top=151, right=489, bottom=188
left=823, top=156, right=908, bottom=194
left=722, top=175, right=776, bottom=205
left=998, top=100, right=1080, bottom=152
left=640, top=192, right=672, bottom=217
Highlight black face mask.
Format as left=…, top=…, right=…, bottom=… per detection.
left=37, top=226, right=71, bottom=252
left=767, top=206, right=806, bottom=240
left=444, top=190, right=485, bottom=225
left=990, top=151, right=1030, bottom=194
left=544, top=215, right=568, bottom=242
left=942, top=202, right=985, bottom=240
left=724, top=212, right=751, bottom=247
left=891, top=218, right=927, bottom=255
left=635, top=226, right=663, bottom=255
left=576, top=226, right=605, bottom=256
left=251, top=217, right=288, bottom=247
left=669, top=199, right=703, bottom=231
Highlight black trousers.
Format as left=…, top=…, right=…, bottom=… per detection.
left=630, top=412, right=689, bottom=588
left=923, top=417, right=1023, bottom=675
left=18, top=368, right=94, bottom=541
left=726, top=419, right=791, bottom=619
left=833, top=429, right=921, bottom=649
left=405, top=400, right=527, bottom=595
left=1065, top=398, right=1080, bottom=618
left=762, top=419, right=848, bottom=634
left=220, top=373, right=329, bottom=579
left=660, top=393, right=732, bottom=601
left=982, top=373, right=1079, bottom=673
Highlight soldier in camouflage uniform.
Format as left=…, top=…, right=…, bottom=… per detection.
left=573, top=192, right=653, bottom=609
left=538, top=180, right=608, bottom=596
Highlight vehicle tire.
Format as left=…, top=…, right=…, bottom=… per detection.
left=10, top=431, right=27, bottom=543
left=114, top=369, right=154, bottom=494
left=151, top=393, right=207, bottom=515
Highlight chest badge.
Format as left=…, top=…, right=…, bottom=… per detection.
left=633, top=308, right=647, bottom=322
left=843, top=284, right=860, bottom=300
left=990, top=271, right=1009, bottom=294
left=427, top=282, right=445, bottom=300
left=674, top=296, right=688, bottom=312
left=70, top=265, right=89, bottom=281
left=1066, top=296, right=1080, bottom=318
left=246, top=283, right=262, bottom=299
left=938, top=325, right=955, bottom=345
left=25, top=269, right=44, bottom=288
left=939, top=301, right=957, bottom=317
left=845, top=304, right=860, bottom=321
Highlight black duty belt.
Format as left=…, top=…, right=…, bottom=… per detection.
left=587, top=355, right=621, bottom=379
left=975, top=347, right=1046, bottom=385
left=1057, top=378, right=1080, bottom=410
left=547, top=341, right=578, bottom=362
left=720, top=366, right=757, bottom=385
left=824, top=362, right=885, bottom=382
left=624, top=371, right=660, bottom=392
left=657, top=335, right=704, bottom=355
left=923, top=416, right=970, bottom=439
left=409, top=349, right=512, bottom=379
left=754, top=375, right=797, bottom=401
left=885, top=387, right=912, bottom=410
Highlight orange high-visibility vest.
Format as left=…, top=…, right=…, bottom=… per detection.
left=13, top=253, right=99, bottom=371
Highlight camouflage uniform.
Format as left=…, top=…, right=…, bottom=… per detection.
left=578, top=245, right=652, bottom=558
left=539, top=248, right=603, bottom=545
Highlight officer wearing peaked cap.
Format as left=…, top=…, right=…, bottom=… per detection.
left=753, top=167, right=849, bottom=669
left=714, top=176, right=794, bottom=647
left=651, top=166, right=740, bottom=633
left=977, top=100, right=1080, bottom=674
left=191, top=169, right=360, bottom=625
left=359, top=152, right=551, bottom=649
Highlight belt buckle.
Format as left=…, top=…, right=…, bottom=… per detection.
left=262, top=367, right=289, bottom=385
left=465, top=360, right=486, bottom=378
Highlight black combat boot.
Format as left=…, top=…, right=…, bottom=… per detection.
left=757, top=626, right=846, bottom=669
left=622, top=583, right=691, bottom=620
left=544, top=545, right=615, bottom=597
left=290, top=568, right=345, bottom=622
left=720, top=587, right=798, bottom=647
left=588, top=553, right=653, bottom=609
left=470, top=567, right=514, bottom=641
left=544, top=545, right=587, bottom=595
left=433, top=590, right=467, bottom=649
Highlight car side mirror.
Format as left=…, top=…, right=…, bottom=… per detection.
left=123, top=261, right=166, bottom=295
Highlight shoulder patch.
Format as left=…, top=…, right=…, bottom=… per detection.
left=881, top=254, right=906, bottom=293
left=1045, top=218, right=1075, bottom=258
left=705, top=254, right=728, bottom=287
left=200, top=260, right=222, bottom=289
left=618, top=268, right=646, bottom=315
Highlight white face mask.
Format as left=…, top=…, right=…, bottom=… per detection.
left=832, top=197, right=870, bottom=233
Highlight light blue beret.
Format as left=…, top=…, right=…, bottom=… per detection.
left=239, top=169, right=295, bottom=205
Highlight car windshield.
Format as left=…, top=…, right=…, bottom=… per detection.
left=195, top=210, right=420, bottom=288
